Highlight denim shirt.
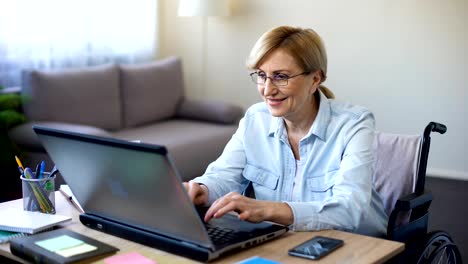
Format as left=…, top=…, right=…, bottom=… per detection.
left=193, top=91, right=388, bottom=237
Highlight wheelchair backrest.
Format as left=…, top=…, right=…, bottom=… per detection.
left=373, top=132, right=422, bottom=222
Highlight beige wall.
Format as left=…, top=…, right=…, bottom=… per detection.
left=159, top=0, right=468, bottom=180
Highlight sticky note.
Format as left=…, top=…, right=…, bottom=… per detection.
left=236, top=256, right=281, bottom=264
left=55, top=243, right=97, bottom=257
left=35, top=235, right=83, bottom=252
left=104, top=252, right=157, bottom=264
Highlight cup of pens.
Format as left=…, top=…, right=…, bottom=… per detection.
left=16, top=157, right=57, bottom=214
left=21, top=173, right=56, bottom=214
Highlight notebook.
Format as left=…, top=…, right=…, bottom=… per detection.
left=33, top=126, right=288, bottom=262
left=0, top=230, right=26, bottom=244
left=0, top=209, right=72, bottom=234
left=10, top=228, right=118, bottom=264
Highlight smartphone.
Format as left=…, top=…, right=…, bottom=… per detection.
left=288, top=236, right=344, bottom=260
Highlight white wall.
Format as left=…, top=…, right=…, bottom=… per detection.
left=159, top=0, right=468, bottom=180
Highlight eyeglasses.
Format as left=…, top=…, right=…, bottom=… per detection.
left=249, top=71, right=310, bottom=86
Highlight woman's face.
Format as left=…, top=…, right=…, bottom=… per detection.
left=256, top=49, right=321, bottom=121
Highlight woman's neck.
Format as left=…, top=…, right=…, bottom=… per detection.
left=284, top=93, right=320, bottom=136
left=284, top=93, right=320, bottom=160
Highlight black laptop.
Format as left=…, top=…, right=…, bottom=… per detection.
left=33, top=126, right=288, bottom=262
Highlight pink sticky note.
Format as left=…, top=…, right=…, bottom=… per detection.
left=104, top=252, right=157, bottom=264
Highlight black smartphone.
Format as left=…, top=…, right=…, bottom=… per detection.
left=288, top=236, right=344, bottom=260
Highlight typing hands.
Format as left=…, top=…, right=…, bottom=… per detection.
left=183, top=182, right=294, bottom=226
left=204, top=192, right=268, bottom=223
left=182, top=182, right=209, bottom=206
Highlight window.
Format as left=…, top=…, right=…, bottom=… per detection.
left=0, top=0, right=157, bottom=88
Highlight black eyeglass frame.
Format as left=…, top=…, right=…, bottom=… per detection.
left=249, top=71, right=311, bottom=86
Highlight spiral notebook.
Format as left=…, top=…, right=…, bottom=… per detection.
left=0, top=209, right=72, bottom=234
left=0, top=230, right=26, bottom=244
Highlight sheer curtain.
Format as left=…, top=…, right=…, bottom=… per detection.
left=0, top=0, right=157, bottom=88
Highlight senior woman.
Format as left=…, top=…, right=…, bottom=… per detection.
left=183, top=25, right=387, bottom=236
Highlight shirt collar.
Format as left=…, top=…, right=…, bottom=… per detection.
left=268, top=116, right=284, bottom=137
left=267, top=90, right=331, bottom=141
left=308, top=90, right=331, bottom=141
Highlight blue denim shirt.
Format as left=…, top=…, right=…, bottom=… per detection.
left=193, top=91, right=388, bottom=236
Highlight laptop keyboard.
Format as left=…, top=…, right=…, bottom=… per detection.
left=205, top=222, right=237, bottom=245
left=196, top=206, right=239, bottom=245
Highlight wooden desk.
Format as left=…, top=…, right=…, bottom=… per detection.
left=0, top=192, right=404, bottom=263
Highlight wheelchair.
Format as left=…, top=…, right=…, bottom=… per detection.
left=243, top=121, right=463, bottom=263
left=375, top=122, right=462, bottom=263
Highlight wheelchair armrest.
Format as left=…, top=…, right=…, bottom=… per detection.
left=387, top=190, right=433, bottom=241
left=394, top=190, right=433, bottom=212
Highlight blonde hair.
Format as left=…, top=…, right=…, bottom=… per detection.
left=246, top=26, right=335, bottom=99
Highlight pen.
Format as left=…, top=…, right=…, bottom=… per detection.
left=38, top=161, right=45, bottom=179
left=50, top=165, right=59, bottom=178
left=59, top=187, right=84, bottom=213
left=25, top=180, right=39, bottom=211
left=35, top=163, right=40, bottom=178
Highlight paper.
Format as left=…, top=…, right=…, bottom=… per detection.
left=0, top=209, right=71, bottom=234
left=236, top=256, right=280, bottom=264
left=104, top=252, right=157, bottom=264
left=35, top=235, right=83, bottom=252
left=56, top=243, right=97, bottom=257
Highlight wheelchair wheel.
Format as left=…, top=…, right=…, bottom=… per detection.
left=415, top=230, right=462, bottom=264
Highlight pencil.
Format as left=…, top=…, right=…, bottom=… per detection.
left=15, top=156, right=25, bottom=171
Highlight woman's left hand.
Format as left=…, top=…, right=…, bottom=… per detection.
left=204, top=192, right=294, bottom=226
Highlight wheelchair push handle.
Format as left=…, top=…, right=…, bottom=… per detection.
left=417, top=121, right=446, bottom=195
left=424, top=122, right=447, bottom=137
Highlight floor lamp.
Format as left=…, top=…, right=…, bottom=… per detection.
left=178, top=0, right=231, bottom=97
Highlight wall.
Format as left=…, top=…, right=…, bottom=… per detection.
left=159, top=0, right=468, bottom=180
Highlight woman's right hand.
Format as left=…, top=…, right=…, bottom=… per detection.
left=182, top=181, right=209, bottom=206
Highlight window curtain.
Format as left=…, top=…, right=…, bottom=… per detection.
left=0, top=0, right=157, bottom=88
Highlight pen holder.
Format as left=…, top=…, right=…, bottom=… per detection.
left=20, top=172, right=56, bottom=214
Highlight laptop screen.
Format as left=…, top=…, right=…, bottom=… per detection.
left=33, top=126, right=213, bottom=248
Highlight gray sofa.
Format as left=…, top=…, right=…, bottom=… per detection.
left=9, top=56, right=243, bottom=185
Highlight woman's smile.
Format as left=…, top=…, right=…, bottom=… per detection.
left=266, top=97, right=288, bottom=106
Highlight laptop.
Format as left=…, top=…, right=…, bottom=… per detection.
left=33, top=126, right=288, bottom=262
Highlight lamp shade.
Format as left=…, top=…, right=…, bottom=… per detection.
left=178, top=0, right=230, bottom=17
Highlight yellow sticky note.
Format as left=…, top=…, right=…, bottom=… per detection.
left=55, top=243, right=97, bottom=257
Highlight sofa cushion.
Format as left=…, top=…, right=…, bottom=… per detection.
left=21, top=64, right=122, bottom=130
left=120, top=56, right=184, bottom=128
left=111, top=120, right=237, bottom=181
left=9, top=121, right=113, bottom=151
left=176, top=98, right=244, bottom=124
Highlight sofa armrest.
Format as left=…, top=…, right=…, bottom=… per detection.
left=176, top=98, right=244, bottom=124
left=8, top=121, right=112, bottom=151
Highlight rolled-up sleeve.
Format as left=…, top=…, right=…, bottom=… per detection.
left=192, top=117, right=248, bottom=204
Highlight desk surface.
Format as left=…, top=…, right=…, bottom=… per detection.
left=0, top=192, right=404, bottom=263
